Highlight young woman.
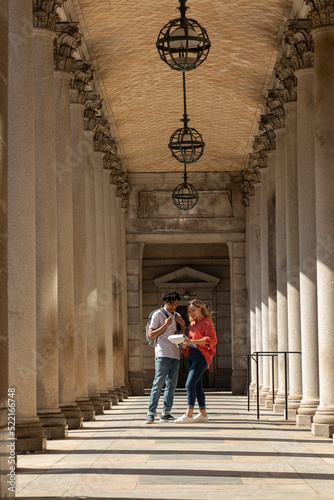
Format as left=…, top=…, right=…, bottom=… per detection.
left=174, top=299, right=217, bottom=424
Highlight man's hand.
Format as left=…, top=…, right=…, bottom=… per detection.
left=164, top=316, right=173, bottom=328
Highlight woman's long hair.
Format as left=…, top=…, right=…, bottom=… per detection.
left=187, top=299, right=212, bottom=322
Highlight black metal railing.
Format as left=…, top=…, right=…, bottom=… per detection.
left=243, top=351, right=302, bottom=420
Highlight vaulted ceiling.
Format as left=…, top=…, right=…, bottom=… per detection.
left=69, top=0, right=296, bottom=173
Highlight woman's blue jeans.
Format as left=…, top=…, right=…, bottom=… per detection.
left=147, top=357, right=180, bottom=416
left=186, top=348, right=208, bottom=410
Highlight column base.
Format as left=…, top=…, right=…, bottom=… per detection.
left=15, top=419, right=47, bottom=453
left=115, top=387, right=123, bottom=402
left=128, top=372, right=145, bottom=396
left=125, top=382, right=133, bottom=396
left=90, top=397, right=104, bottom=415
left=287, top=409, right=297, bottom=420
left=37, top=410, right=68, bottom=440
left=273, top=403, right=285, bottom=414
left=76, top=399, right=95, bottom=421
left=108, top=389, right=119, bottom=405
left=312, top=409, right=334, bottom=437
left=59, top=404, right=83, bottom=429
left=296, top=414, right=313, bottom=427
left=120, top=386, right=128, bottom=399
left=100, top=393, right=112, bottom=410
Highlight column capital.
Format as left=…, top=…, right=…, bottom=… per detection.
left=33, top=0, right=65, bottom=31
left=54, top=23, right=82, bottom=72
left=104, top=151, right=122, bottom=171
left=84, top=92, right=103, bottom=131
left=69, top=61, right=94, bottom=105
left=241, top=166, right=256, bottom=206
left=266, top=90, right=286, bottom=129
left=305, top=0, right=334, bottom=28
left=113, top=170, right=129, bottom=208
left=93, top=117, right=113, bottom=152
left=258, top=114, right=276, bottom=151
left=275, top=60, right=297, bottom=102
left=285, top=19, right=314, bottom=69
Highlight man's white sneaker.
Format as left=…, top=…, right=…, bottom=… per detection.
left=173, top=415, right=194, bottom=424
left=193, top=414, right=209, bottom=423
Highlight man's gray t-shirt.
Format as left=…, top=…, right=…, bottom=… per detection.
left=149, top=307, right=180, bottom=360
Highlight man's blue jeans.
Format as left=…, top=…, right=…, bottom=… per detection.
left=186, top=348, right=208, bottom=410
left=147, top=357, right=180, bottom=416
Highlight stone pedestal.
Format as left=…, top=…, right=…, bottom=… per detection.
left=7, top=0, right=46, bottom=453
left=295, top=66, right=319, bottom=427
left=274, top=128, right=289, bottom=412
left=311, top=24, right=334, bottom=437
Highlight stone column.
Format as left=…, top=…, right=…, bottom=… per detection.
left=286, top=20, right=319, bottom=427
left=8, top=0, right=46, bottom=452
left=93, top=116, right=111, bottom=410
left=70, top=62, right=95, bottom=421
left=127, top=242, right=145, bottom=395
left=84, top=122, right=104, bottom=415
left=227, top=241, right=248, bottom=395
left=248, top=196, right=257, bottom=397
left=273, top=127, right=289, bottom=413
left=110, top=181, right=123, bottom=400
left=266, top=150, right=278, bottom=406
left=33, top=1, right=68, bottom=439
left=284, top=98, right=303, bottom=417
left=254, top=183, right=263, bottom=395
left=54, top=22, right=83, bottom=430
left=306, top=1, right=334, bottom=437
left=276, top=63, right=302, bottom=417
left=259, top=167, right=270, bottom=403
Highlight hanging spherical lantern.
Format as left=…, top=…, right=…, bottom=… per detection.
left=169, top=125, right=205, bottom=163
left=156, top=0, right=210, bottom=72
left=171, top=165, right=199, bottom=210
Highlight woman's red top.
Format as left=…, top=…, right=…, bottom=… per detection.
left=183, top=317, right=217, bottom=369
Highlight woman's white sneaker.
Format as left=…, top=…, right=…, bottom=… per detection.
left=193, top=414, right=209, bottom=423
left=173, top=415, right=194, bottom=424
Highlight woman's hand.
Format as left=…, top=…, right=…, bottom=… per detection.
left=181, top=338, right=193, bottom=347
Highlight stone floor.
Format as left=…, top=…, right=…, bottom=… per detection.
left=16, top=392, right=334, bottom=499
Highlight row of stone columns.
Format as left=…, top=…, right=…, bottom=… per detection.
left=243, top=4, right=334, bottom=439
left=6, top=0, right=129, bottom=452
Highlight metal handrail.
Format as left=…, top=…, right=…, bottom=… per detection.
left=243, top=351, right=301, bottom=420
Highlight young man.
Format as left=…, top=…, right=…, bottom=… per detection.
left=145, top=291, right=185, bottom=423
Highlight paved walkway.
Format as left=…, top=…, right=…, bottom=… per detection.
left=16, top=392, right=334, bottom=499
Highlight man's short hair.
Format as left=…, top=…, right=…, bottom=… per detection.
left=161, top=290, right=181, bottom=304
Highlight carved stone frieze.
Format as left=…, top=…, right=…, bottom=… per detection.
left=241, top=166, right=256, bottom=206
left=285, top=19, right=314, bottom=69
left=275, top=61, right=297, bottom=102
left=84, top=93, right=103, bottom=131
left=112, top=170, right=129, bottom=207
left=266, top=90, right=286, bottom=129
left=69, top=61, right=94, bottom=105
left=33, top=0, right=65, bottom=30
left=93, top=117, right=113, bottom=151
left=305, top=0, right=334, bottom=27
left=54, top=23, right=82, bottom=72
left=248, top=152, right=265, bottom=176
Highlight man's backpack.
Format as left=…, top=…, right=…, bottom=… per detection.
left=146, top=308, right=169, bottom=347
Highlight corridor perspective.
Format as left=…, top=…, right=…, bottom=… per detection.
left=16, top=393, right=334, bottom=499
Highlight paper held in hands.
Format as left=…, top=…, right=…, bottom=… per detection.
left=168, top=334, right=187, bottom=345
